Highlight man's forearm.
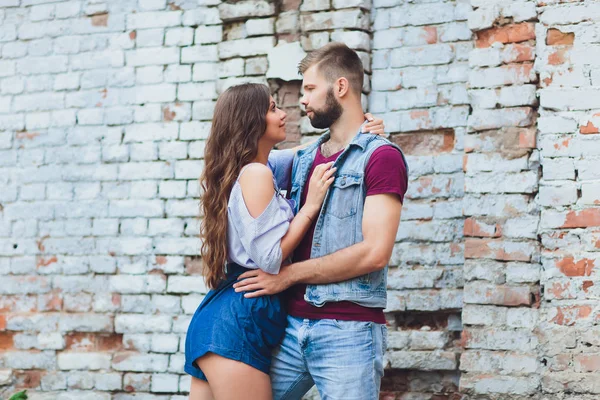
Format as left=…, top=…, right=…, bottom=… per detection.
left=284, top=241, right=389, bottom=286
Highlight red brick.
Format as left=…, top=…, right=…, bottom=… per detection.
left=556, top=256, right=595, bottom=277
left=392, top=130, right=455, bottom=156
left=548, top=281, right=576, bottom=300
left=0, top=332, right=14, bottom=350
left=519, top=129, right=536, bottom=148
left=505, top=44, right=535, bottom=63
left=575, top=354, right=600, bottom=372
left=550, top=305, right=592, bottom=326
left=548, top=48, right=569, bottom=65
left=16, top=131, right=40, bottom=140
left=546, top=29, right=575, bottom=46
left=580, top=121, right=600, bottom=134
left=66, top=333, right=124, bottom=352
left=423, top=26, right=438, bottom=44
left=464, top=218, right=502, bottom=238
left=465, top=238, right=534, bottom=262
left=561, top=209, right=600, bottom=228
left=36, top=255, right=58, bottom=268
left=184, top=256, right=203, bottom=275
left=15, top=370, right=43, bottom=389
left=476, top=23, right=536, bottom=48
left=91, top=13, right=109, bottom=27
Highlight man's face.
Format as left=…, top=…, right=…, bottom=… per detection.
left=300, top=66, right=343, bottom=129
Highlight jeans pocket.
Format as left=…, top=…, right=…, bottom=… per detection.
left=332, top=319, right=373, bottom=331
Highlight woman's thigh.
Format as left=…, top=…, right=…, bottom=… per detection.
left=189, top=377, right=214, bottom=400
left=197, top=353, right=273, bottom=400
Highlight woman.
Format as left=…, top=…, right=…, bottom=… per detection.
left=184, top=83, right=385, bottom=400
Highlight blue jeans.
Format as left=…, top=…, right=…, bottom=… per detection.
left=270, top=315, right=388, bottom=400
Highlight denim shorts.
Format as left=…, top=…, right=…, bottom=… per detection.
left=184, top=263, right=287, bottom=380
left=270, top=315, right=388, bottom=400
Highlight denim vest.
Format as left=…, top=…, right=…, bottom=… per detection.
left=290, top=130, right=408, bottom=308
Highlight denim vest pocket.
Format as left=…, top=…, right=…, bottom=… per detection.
left=326, top=173, right=363, bottom=219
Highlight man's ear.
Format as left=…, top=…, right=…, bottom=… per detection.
left=336, top=77, right=350, bottom=98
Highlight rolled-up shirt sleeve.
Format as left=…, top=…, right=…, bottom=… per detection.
left=229, top=189, right=291, bottom=274
left=268, top=149, right=294, bottom=191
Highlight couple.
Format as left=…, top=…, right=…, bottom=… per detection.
left=184, top=43, right=409, bottom=400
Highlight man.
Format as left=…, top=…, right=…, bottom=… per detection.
left=233, top=42, right=409, bottom=399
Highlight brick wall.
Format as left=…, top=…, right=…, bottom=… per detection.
left=537, top=1, right=600, bottom=398
left=1, top=0, right=600, bottom=399
left=371, top=0, right=469, bottom=398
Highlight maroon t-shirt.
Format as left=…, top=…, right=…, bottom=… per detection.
left=286, top=145, right=408, bottom=323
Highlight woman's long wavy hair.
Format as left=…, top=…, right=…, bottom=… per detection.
left=200, top=83, right=271, bottom=289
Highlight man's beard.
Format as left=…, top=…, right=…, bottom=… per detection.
left=307, top=88, right=343, bottom=129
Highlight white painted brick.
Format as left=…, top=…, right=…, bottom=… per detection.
left=139, top=0, right=167, bottom=11
left=163, top=64, right=192, bottom=83
left=391, top=44, right=454, bottom=67
left=192, top=63, right=217, bottom=82
left=246, top=17, right=274, bottom=36
left=543, top=158, right=575, bottom=181
left=115, top=314, right=171, bottom=333
left=112, top=353, right=169, bottom=372
left=181, top=45, right=218, bottom=63
left=580, top=182, right=600, bottom=205
left=55, top=2, right=81, bottom=19
left=58, top=353, right=112, bottom=371
left=158, top=181, right=187, bottom=198
left=194, top=25, right=222, bottom=44
left=134, top=104, right=162, bottom=122
left=182, top=8, right=221, bottom=26
left=153, top=237, right=201, bottom=255
left=373, top=28, right=402, bottom=50
left=167, top=276, right=208, bottom=294
left=135, top=28, right=165, bottom=48
left=77, top=108, right=104, bottom=125
left=165, top=27, right=194, bottom=46
left=126, top=83, right=177, bottom=104
left=148, top=218, right=185, bottom=236
left=30, top=4, right=54, bottom=21
left=2, top=41, right=27, bottom=58
left=218, top=58, right=244, bottom=78
left=245, top=57, right=267, bottom=76
left=136, top=66, right=164, bottom=85
left=95, top=373, right=122, bottom=391
left=118, top=162, right=173, bottom=180
left=179, top=121, right=211, bottom=140
left=126, top=47, right=179, bottom=66
left=151, top=334, right=179, bottom=353
left=218, top=36, right=274, bottom=59
left=177, top=82, right=216, bottom=101
left=127, top=11, right=182, bottom=29
left=151, top=373, right=180, bottom=393
left=468, top=5, right=499, bottom=31
left=301, top=31, right=330, bottom=51
left=219, top=1, right=275, bottom=21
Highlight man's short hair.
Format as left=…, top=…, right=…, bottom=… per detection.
left=298, top=42, right=364, bottom=96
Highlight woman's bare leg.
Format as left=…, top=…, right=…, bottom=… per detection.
left=189, top=376, right=214, bottom=400
left=197, top=353, right=272, bottom=400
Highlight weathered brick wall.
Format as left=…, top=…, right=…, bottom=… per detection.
left=460, top=1, right=542, bottom=398
left=1, top=0, right=600, bottom=399
left=537, top=1, right=600, bottom=398
left=371, top=0, right=469, bottom=398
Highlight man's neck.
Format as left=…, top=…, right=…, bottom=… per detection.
left=325, top=103, right=365, bottom=149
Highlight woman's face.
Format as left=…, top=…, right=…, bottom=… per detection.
left=262, top=96, right=287, bottom=144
